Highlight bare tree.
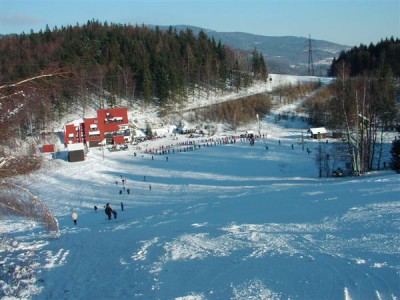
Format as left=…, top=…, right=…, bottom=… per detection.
left=0, top=70, right=65, bottom=234
left=0, top=69, right=69, bottom=145
left=0, top=70, right=68, bottom=94
left=119, top=64, right=136, bottom=100
left=0, top=182, right=59, bottom=234
left=333, top=61, right=360, bottom=175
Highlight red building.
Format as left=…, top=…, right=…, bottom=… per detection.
left=64, top=108, right=130, bottom=147
left=84, top=117, right=102, bottom=147
left=65, top=121, right=85, bottom=144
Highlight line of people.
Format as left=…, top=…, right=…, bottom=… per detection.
left=141, top=136, right=240, bottom=156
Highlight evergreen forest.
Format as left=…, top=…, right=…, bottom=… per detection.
left=329, top=37, right=400, bottom=77
left=0, top=21, right=267, bottom=142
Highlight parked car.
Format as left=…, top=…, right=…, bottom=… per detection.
left=119, top=144, right=129, bottom=151
left=332, top=168, right=344, bottom=177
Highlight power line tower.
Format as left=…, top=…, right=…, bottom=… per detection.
left=307, top=34, right=314, bottom=76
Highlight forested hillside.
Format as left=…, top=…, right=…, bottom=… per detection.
left=329, top=37, right=400, bottom=77
left=155, top=25, right=349, bottom=76
left=304, top=38, right=400, bottom=174
left=0, top=20, right=267, bottom=143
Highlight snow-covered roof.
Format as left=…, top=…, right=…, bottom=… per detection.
left=67, top=143, right=85, bottom=151
left=134, top=129, right=146, bottom=137
left=65, top=119, right=84, bottom=126
left=152, top=125, right=177, bottom=136
left=309, top=127, right=327, bottom=135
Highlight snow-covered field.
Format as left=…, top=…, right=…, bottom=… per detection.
left=1, top=75, right=399, bottom=300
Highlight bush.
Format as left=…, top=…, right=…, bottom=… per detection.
left=0, top=155, right=42, bottom=179
left=391, top=139, right=400, bottom=172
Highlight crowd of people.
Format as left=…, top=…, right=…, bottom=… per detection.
left=137, top=134, right=268, bottom=156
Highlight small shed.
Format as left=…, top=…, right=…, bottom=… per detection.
left=67, top=143, right=85, bottom=162
left=42, top=144, right=55, bottom=153
left=309, top=127, right=327, bottom=139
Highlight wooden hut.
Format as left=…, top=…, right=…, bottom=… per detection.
left=67, top=143, right=85, bottom=162
left=308, top=127, right=327, bottom=139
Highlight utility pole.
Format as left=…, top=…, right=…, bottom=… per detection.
left=307, top=34, right=314, bottom=76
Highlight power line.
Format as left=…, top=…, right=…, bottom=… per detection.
left=307, top=34, right=314, bottom=76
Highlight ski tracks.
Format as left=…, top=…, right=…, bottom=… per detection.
left=42, top=248, right=69, bottom=269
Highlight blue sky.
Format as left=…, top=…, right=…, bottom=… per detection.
left=0, top=0, right=399, bottom=46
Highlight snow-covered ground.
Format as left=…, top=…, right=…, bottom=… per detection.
left=1, top=75, right=399, bottom=300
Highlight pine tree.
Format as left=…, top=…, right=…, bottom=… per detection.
left=142, top=61, right=153, bottom=104
left=391, top=138, right=400, bottom=172
left=251, top=48, right=268, bottom=81
left=232, top=59, right=241, bottom=92
left=145, top=122, right=153, bottom=139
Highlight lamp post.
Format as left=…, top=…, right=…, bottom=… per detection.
left=318, top=132, right=322, bottom=178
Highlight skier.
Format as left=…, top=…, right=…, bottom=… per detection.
left=72, top=211, right=78, bottom=225
left=94, top=205, right=98, bottom=212
left=121, top=202, right=124, bottom=211
left=112, top=209, right=118, bottom=219
left=127, top=188, right=130, bottom=195
left=105, top=203, right=113, bottom=220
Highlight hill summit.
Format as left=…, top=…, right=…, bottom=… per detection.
left=155, top=25, right=350, bottom=75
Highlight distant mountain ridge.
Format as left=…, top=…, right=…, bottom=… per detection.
left=156, top=25, right=351, bottom=76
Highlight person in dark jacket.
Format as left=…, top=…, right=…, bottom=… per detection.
left=112, top=209, right=118, bottom=219
left=105, top=203, right=113, bottom=220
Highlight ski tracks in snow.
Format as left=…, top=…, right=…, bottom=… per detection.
left=43, top=248, right=69, bottom=269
